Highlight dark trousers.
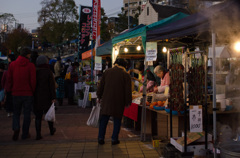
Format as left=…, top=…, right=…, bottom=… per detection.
left=5, top=92, right=13, bottom=113
left=34, top=110, right=54, bottom=137
left=12, top=96, right=33, bottom=139
left=98, top=115, right=122, bottom=141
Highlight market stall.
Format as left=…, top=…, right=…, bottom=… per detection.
left=111, top=12, right=189, bottom=141
left=146, top=0, right=240, bottom=157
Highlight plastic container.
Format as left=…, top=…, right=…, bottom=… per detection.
left=153, top=106, right=165, bottom=110
left=219, top=141, right=240, bottom=158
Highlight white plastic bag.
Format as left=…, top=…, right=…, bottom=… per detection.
left=86, top=102, right=100, bottom=128
left=45, top=103, right=55, bottom=122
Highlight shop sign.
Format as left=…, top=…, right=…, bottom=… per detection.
left=189, top=105, right=203, bottom=132
left=146, top=42, right=157, bottom=61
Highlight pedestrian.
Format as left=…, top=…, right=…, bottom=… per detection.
left=97, top=58, right=132, bottom=145
left=54, top=57, right=62, bottom=78
left=66, top=62, right=78, bottom=105
left=0, top=63, right=5, bottom=110
left=7, top=47, right=36, bottom=141
left=1, top=54, right=16, bottom=117
left=56, top=71, right=65, bottom=106
left=33, top=55, right=56, bottom=140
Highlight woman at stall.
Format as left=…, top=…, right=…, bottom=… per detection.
left=153, top=65, right=170, bottom=93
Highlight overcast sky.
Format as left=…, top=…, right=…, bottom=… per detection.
left=0, top=0, right=123, bottom=32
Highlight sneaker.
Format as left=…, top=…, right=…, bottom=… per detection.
left=12, top=130, right=20, bottom=141
left=112, top=140, right=120, bottom=145
left=98, top=139, right=105, bottom=145
left=50, top=128, right=56, bottom=135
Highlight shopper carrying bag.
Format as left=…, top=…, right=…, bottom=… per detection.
left=45, top=103, right=56, bottom=122
left=86, top=102, right=100, bottom=128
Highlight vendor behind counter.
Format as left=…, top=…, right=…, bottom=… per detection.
left=153, top=65, right=170, bottom=93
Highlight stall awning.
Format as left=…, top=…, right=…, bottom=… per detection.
left=146, top=0, right=240, bottom=42
left=96, top=40, right=112, bottom=56
left=112, top=12, right=189, bottom=45
left=82, top=49, right=95, bottom=60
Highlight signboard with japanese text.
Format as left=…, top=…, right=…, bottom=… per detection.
left=92, top=0, right=101, bottom=40
left=79, top=6, right=92, bottom=50
left=189, top=105, right=203, bottom=133
left=94, top=56, right=102, bottom=70
left=146, top=42, right=157, bottom=61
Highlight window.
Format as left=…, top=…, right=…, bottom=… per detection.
left=147, top=7, right=149, bottom=16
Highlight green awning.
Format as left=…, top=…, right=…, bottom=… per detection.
left=96, top=40, right=112, bottom=56
left=112, top=12, right=189, bottom=53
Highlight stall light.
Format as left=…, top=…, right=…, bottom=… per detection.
left=136, top=45, right=141, bottom=51
left=124, top=47, right=128, bottom=53
left=114, top=49, right=118, bottom=55
left=234, top=41, right=240, bottom=52
left=162, top=47, right=167, bottom=53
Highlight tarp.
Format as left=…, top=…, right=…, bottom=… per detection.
left=113, top=12, right=189, bottom=45
left=82, top=49, right=93, bottom=60
left=112, top=12, right=189, bottom=54
left=96, top=40, right=112, bottom=56
left=147, top=0, right=240, bottom=41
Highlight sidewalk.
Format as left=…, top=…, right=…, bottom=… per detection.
left=0, top=99, right=161, bottom=158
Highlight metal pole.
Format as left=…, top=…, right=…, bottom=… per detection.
left=141, top=61, right=148, bottom=141
left=212, top=31, right=217, bottom=158
left=128, top=0, right=130, bottom=29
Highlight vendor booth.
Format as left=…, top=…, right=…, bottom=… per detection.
left=146, top=0, right=240, bottom=157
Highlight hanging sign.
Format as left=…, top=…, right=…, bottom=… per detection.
left=79, top=6, right=92, bottom=50
left=146, top=42, right=157, bottom=61
left=189, top=105, right=203, bottom=132
left=94, top=56, right=102, bottom=70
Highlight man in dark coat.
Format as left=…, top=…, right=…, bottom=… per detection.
left=7, top=47, right=36, bottom=141
left=97, top=58, right=132, bottom=145
left=34, top=55, right=56, bottom=140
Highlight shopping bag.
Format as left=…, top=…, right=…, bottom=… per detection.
left=0, top=89, right=4, bottom=102
left=86, top=102, right=100, bottom=128
left=44, top=103, right=56, bottom=122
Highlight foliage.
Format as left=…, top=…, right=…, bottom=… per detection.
left=37, top=0, right=79, bottom=46
left=0, top=13, right=16, bottom=31
left=100, top=8, right=111, bottom=42
left=4, top=28, right=32, bottom=56
left=114, top=7, right=139, bottom=33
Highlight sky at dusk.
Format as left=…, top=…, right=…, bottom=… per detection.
left=0, top=0, right=123, bottom=32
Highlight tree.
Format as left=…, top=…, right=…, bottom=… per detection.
left=38, top=0, right=79, bottom=45
left=4, top=28, right=32, bottom=56
left=0, top=13, right=16, bottom=32
left=100, top=8, right=111, bottom=42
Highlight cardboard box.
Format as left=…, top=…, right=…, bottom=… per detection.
left=170, top=137, right=213, bottom=156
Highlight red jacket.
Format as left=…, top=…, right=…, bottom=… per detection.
left=8, top=56, right=36, bottom=96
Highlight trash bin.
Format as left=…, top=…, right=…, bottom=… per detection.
left=219, top=141, right=240, bottom=158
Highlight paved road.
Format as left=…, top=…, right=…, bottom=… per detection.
left=0, top=99, right=161, bottom=158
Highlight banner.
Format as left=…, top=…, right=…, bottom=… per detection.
left=79, top=6, right=92, bottom=50
left=92, top=0, right=101, bottom=48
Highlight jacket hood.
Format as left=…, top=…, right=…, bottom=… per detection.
left=16, top=56, right=30, bottom=66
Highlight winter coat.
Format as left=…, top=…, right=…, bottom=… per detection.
left=7, top=56, right=36, bottom=96
left=54, top=61, right=61, bottom=77
left=34, top=65, right=56, bottom=112
left=97, top=65, right=132, bottom=118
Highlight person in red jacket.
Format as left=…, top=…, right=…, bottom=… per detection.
left=7, top=47, right=36, bottom=141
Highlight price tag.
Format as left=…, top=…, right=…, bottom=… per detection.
left=189, top=105, right=203, bottom=132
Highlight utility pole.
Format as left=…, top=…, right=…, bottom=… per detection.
left=128, top=0, right=130, bottom=29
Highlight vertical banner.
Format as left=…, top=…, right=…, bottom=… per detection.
left=92, top=0, right=101, bottom=51
left=189, top=105, right=203, bottom=132
left=79, top=6, right=92, bottom=51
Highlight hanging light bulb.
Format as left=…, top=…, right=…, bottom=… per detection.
left=124, top=47, right=128, bottom=53
left=234, top=41, right=240, bottom=52
left=114, top=49, right=118, bottom=55
left=137, top=45, right=141, bottom=51
left=162, top=47, right=167, bottom=53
